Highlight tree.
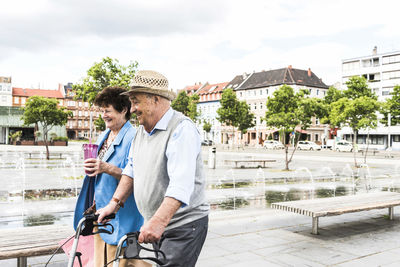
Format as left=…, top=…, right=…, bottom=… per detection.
left=94, top=115, right=106, bottom=131
left=203, top=121, right=212, bottom=139
left=217, top=88, right=255, bottom=145
left=22, top=96, right=72, bottom=159
left=171, top=91, right=200, bottom=121
left=264, top=85, right=322, bottom=170
left=72, top=57, right=138, bottom=105
left=381, top=85, right=400, bottom=126
left=328, top=76, right=381, bottom=167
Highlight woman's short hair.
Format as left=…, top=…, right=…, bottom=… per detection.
left=94, top=86, right=131, bottom=120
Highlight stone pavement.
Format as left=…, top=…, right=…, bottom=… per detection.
left=197, top=207, right=400, bottom=267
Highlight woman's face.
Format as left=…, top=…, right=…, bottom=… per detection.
left=100, top=104, right=127, bottom=131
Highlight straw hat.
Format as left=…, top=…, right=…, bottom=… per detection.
left=123, top=70, right=176, bottom=100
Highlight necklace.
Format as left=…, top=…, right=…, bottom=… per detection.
left=107, top=131, right=118, bottom=146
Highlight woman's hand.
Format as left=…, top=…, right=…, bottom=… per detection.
left=84, top=158, right=107, bottom=177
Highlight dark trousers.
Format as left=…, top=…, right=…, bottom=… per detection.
left=153, top=215, right=208, bottom=267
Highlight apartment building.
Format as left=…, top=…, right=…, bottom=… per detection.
left=234, top=66, right=329, bottom=146
left=341, top=47, right=400, bottom=150
left=0, top=77, right=12, bottom=107
left=63, top=83, right=100, bottom=140
left=196, top=82, right=228, bottom=143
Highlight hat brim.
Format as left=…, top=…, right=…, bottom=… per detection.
left=121, top=87, right=176, bottom=101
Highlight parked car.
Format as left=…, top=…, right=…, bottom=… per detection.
left=201, top=140, right=213, bottom=146
left=297, top=141, right=321, bottom=151
left=335, top=140, right=353, bottom=152
left=263, top=140, right=285, bottom=149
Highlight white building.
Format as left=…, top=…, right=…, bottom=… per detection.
left=341, top=47, right=400, bottom=150
left=234, top=66, right=329, bottom=146
left=0, top=77, right=12, bottom=107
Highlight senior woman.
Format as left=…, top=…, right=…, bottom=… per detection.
left=74, top=86, right=150, bottom=267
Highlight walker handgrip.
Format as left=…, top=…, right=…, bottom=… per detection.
left=85, top=213, right=116, bottom=222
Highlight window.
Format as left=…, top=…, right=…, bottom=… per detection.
left=254, top=103, right=257, bottom=110
left=342, top=61, right=360, bottom=71
left=260, top=89, right=262, bottom=95
left=382, top=70, right=400, bottom=80
left=1, top=96, right=6, bottom=102
left=251, top=133, right=256, bottom=139
left=84, top=121, right=88, bottom=127
left=78, top=111, right=82, bottom=116
left=239, top=92, right=243, bottom=97
left=266, top=89, right=269, bottom=95
left=14, top=97, right=19, bottom=104
left=393, top=135, right=400, bottom=142
left=315, top=118, right=320, bottom=125
left=253, top=90, right=256, bottom=96
left=85, top=102, right=89, bottom=107
left=0, top=85, right=2, bottom=91
left=260, top=102, right=263, bottom=109
left=21, top=98, right=26, bottom=104
left=316, top=89, right=319, bottom=96
left=78, top=120, right=82, bottom=127
left=315, top=134, right=319, bottom=142
left=84, top=111, right=88, bottom=117
left=382, top=54, right=400, bottom=65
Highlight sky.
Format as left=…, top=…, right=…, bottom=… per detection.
left=1, top=0, right=400, bottom=91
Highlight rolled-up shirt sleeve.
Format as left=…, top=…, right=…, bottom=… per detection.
left=122, top=141, right=134, bottom=179
left=165, top=120, right=200, bottom=206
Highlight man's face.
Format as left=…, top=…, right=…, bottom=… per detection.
left=129, top=93, right=155, bottom=128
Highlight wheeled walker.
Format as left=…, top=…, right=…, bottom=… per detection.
left=112, top=232, right=166, bottom=266
left=67, top=213, right=115, bottom=267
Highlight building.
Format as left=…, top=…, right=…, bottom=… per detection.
left=0, top=77, right=12, bottom=107
left=63, top=83, right=100, bottom=140
left=233, top=66, right=329, bottom=146
left=341, top=47, right=400, bottom=150
left=180, top=82, right=206, bottom=96
left=196, top=82, right=229, bottom=143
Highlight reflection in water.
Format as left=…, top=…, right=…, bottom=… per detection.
left=216, top=197, right=250, bottom=210
left=23, top=214, right=58, bottom=227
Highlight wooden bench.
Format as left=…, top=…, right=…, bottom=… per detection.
left=0, top=224, right=73, bottom=267
left=271, top=192, right=400, bottom=235
left=226, top=159, right=276, bottom=168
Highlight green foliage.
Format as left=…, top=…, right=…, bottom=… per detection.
left=381, top=85, right=400, bottom=126
left=171, top=91, right=200, bottom=121
left=264, top=85, right=323, bottom=170
left=188, top=94, right=200, bottom=122
left=344, top=76, right=376, bottom=99
left=72, top=57, right=138, bottom=105
left=9, top=130, right=22, bottom=142
left=264, top=85, right=318, bottom=135
left=329, top=96, right=380, bottom=130
left=203, top=121, right=212, bottom=133
left=94, top=115, right=106, bottom=131
left=327, top=76, right=381, bottom=167
left=53, top=136, right=68, bottom=141
left=22, top=96, right=72, bottom=159
left=217, top=88, right=255, bottom=133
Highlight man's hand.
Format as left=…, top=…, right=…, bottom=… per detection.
left=96, top=202, right=118, bottom=224
left=138, top=215, right=168, bottom=243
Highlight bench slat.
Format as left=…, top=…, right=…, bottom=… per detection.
left=0, top=225, right=74, bottom=260
left=272, top=192, right=400, bottom=218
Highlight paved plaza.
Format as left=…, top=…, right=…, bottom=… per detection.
left=1, top=143, right=400, bottom=266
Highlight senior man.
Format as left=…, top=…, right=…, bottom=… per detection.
left=97, top=70, right=209, bottom=266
